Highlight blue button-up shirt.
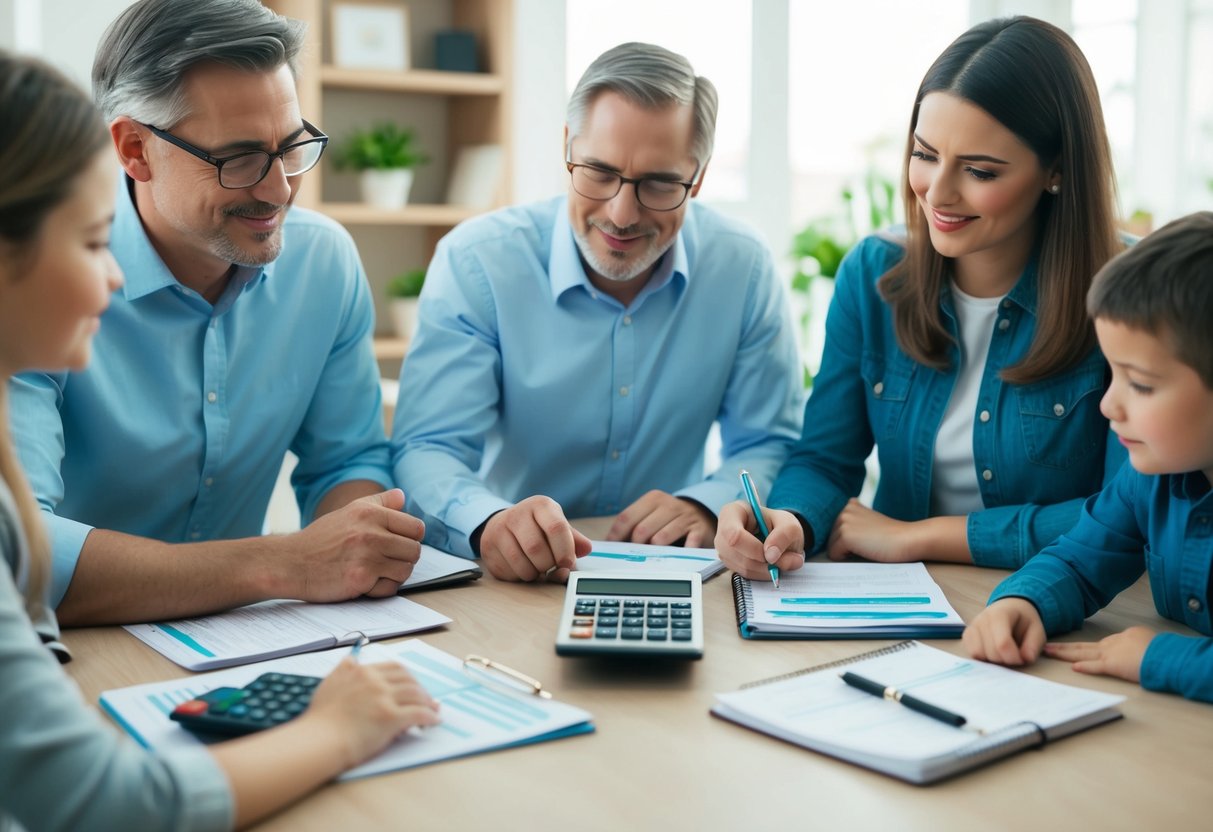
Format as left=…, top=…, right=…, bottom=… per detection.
left=9, top=177, right=391, bottom=606
left=991, top=464, right=1213, bottom=703
left=392, top=197, right=804, bottom=558
left=769, top=233, right=1126, bottom=567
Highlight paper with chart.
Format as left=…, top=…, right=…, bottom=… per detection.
left=745, top=562, right=964, bottom=635
left=124, top=596, right=450, bottom=670
left=712, top=640, right=1124, bottom=782
left=100, top=639, right=594, bottom=780
left=576, top=539, right=725, bottom=580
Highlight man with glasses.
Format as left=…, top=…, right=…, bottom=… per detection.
left=393, top=42, right=803, bottom=582
left=9, top=0, right=425, bottom=625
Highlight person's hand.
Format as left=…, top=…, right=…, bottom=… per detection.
left=479, top=496, right=592, bottom=583
left=303, top=658, right=441, bottom=768
left=713, top=501, right=806, bottom=581
left=607, top=491, right=716, bottom=547
left=826, top=499, right=918, bottom=562
left=963, top=597, right=1047, bottom=666
left=1043, top=626, right=1156, bottom=683
left=286, top=489, right=424, bottom=600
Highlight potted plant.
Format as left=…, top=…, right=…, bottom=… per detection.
left=335, top=123, right=428, bottom=209
left=385, top=268, right=426, bottom=339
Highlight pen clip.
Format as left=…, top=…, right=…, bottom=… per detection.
left=341, top=631, right=371, bottom=660
left=463, top=654, right=552, bottom=699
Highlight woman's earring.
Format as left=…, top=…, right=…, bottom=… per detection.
left=1049, top=184, right=1061, bottom=194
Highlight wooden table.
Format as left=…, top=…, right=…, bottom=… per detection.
left=63, top=532, right=1211, bottom=830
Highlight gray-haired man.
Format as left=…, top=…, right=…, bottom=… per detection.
left=393, top=42, right=803, bottom=582
left=10, top=0, right=425, bottom=624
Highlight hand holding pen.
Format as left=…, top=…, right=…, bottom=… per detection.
left=739, top=470, right=780, bottom=587
left=713, top=474, right=807, bottom=582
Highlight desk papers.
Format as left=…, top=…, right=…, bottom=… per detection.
left=400, top=544, right=482, bottom=592
left=101, top=640, right=594, bottom=779
left=125, top=595, right=450, bottom=670
left=712, top=640, right=1124, bottom=784
left=733, top=562, right=965, bottom=638
left=576, top=539, right=726, bottom=580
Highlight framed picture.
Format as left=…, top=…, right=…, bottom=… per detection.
left=331, top=1, right=410, bottom=71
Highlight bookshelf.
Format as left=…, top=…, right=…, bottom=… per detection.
left=264, top=0, right=513, bottom=367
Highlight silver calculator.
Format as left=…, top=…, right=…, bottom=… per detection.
left=555, top=572, right=704, bottom=658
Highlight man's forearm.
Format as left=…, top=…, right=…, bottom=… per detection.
left=56, top=529, right=288, bottom=626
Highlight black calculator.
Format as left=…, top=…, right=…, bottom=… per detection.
left=170, top=672, right=322, bottom=736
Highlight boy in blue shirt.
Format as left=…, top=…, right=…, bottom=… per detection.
left=964, top=212, right=1213, bottom=704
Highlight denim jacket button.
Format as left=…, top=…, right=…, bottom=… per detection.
left=979, top=410, right=990, bottom=423
left=997, top=318, right=1010, bottom=332
left=873, top=381, right=884, bottom=396
left=1053, top=403, right=1065, bottom=417
left=982, top=469, right=993, bottom=481
left=1189, top=597, right=1203, bottom=613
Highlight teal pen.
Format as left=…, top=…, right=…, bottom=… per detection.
left=739, top=469, right=779, bottom=587
left=349, top=633, right=370, bottom=662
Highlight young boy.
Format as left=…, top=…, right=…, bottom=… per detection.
left=963, top=211, right=1213, bottom=704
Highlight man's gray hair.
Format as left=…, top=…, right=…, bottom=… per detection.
left=92, top=0, right=306, bottom=126
left=566, top=42, right=718, bottom=165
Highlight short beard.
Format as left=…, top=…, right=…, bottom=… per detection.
left=212, top=201, right=288, bottom=266
left=573, top=218, right=670, bottom=283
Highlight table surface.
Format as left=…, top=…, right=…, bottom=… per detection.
left=63, top=523, right=1212, bottom=831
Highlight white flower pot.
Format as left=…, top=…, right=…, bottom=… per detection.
left=360, top=168, right=414, bottom=209
left=388, top=297, right=419, bottom=339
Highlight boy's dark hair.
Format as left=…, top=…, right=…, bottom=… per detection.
left=1088, top=211, right=1213, bottom=388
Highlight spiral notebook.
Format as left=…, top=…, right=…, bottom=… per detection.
left=711, top=640, right=1124, bottom=784
left=732, top=562, right=966, bottom=639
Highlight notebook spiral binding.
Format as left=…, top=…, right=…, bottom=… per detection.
left=739, top=639, right=917, bottom=689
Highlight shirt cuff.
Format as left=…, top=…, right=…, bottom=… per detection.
left=987, top=569, right=1074, bottom=635
left=49, top=516, right=94, bottom=609
left=441, top=494, right=515, bottom=558
left=966, top=509, right=1027, bottom=569
left=1140, top=632, right=1213, bottom=703
left=674, top=479, right=742, bottom=516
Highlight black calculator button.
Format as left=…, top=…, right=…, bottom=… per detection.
left=620, top=627, right=644, bottom=640
left=594, top=627, right=618, bottom=639
left=671, top=610, right=692, bottom=619
left=647, top=601, right=668, bottom=610
left=672, top=602, right=691, bottom=609
left=671, top=620, right=692, bottom=629
left=646, top=615, right=668, bottom=624
left=599, top=599, right=620, bottom=608
left=623, top=600, right=644, bottom=609
left=249, top=708, right=268, bottom=721
left=622, top=616, right=644, bottom=627
left=285, top=702, right=307, bottom=715
left=228, top=704, right=249, bottom=717
left=646, top=629, right=668, bottom=641
left=597, top=616, right=620, bottom=627
left=671, top=630, right=693, bottom=641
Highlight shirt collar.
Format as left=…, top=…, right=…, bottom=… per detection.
left=113, top=174, right=272, bottom=304
left=548, top=200, right=688, bottom=305
left=1170, top=470, right=1213, bottom=502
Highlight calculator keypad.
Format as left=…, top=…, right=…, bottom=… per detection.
left=569, top=598, right=696, bottom=643
left=171, top=672, right=321, bottom=736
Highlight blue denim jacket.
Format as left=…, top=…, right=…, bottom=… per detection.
left=768, top=234, right=1126, bottom=568
left=991, top=465, right=1213, bottom=704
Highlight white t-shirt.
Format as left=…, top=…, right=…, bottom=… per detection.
left=930, top=282, right=1005, bottom=516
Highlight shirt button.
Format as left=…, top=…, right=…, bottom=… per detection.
left=619, top=386, right=629, bottom=397
left=1053, top=403, right=1065, bottom=417
left=982, top=469, right=993, bottom=481
left=979, top=410, right=990, bottom=423
left=623, top=315, right=632, bottom=326
left=997, top=318, right=1010, bottom=332
left=873, top=381, right=884, bottom=396
left=206, top=391, right=217, bottom=403
left=190, top=531, right=201, bottom=540
left=1002, top=299, right=1012, bottom=309
left=204, top=477, right=214, bottom=487
left=611, top=450, right=621, bottom=460
left=1188, top=597, right=1203, bottom=613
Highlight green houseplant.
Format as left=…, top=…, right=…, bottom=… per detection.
left=385, top=268, right=426, bottom=339
left=336, top=123, right=428, bottom=209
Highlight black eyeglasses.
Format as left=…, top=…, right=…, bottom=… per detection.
left=139, top=119, right=329, bottom=189
left=565, top=148, right=700, bottom=212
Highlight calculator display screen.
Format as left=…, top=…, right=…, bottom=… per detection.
left=576, top=578, right=691, bottom=597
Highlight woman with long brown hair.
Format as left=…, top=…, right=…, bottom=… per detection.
left=717, top=16, right=1126, bottom=579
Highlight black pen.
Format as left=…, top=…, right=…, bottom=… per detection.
left=840, top=671, right=967, bottom=728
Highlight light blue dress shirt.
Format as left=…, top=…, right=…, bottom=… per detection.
left=991, top=464, right=1213, bottom=704
left=392, top=197, right=804, bottom=557
left=768, top=233, right=1126, bottom=568
left=8, top=178, right=391, bottom=606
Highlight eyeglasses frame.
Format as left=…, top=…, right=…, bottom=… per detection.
left=137, top=118, right=329, bottom=190
left=564, top=143, right=702, bottom=212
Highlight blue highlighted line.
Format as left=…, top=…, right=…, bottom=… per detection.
left=157, top=624, right=215, bottom=657
left=588, top=551, right=716, bottom=563
left=767, top=610, right=952, bottom=620
left=779, top=596, right=931, bottom=606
